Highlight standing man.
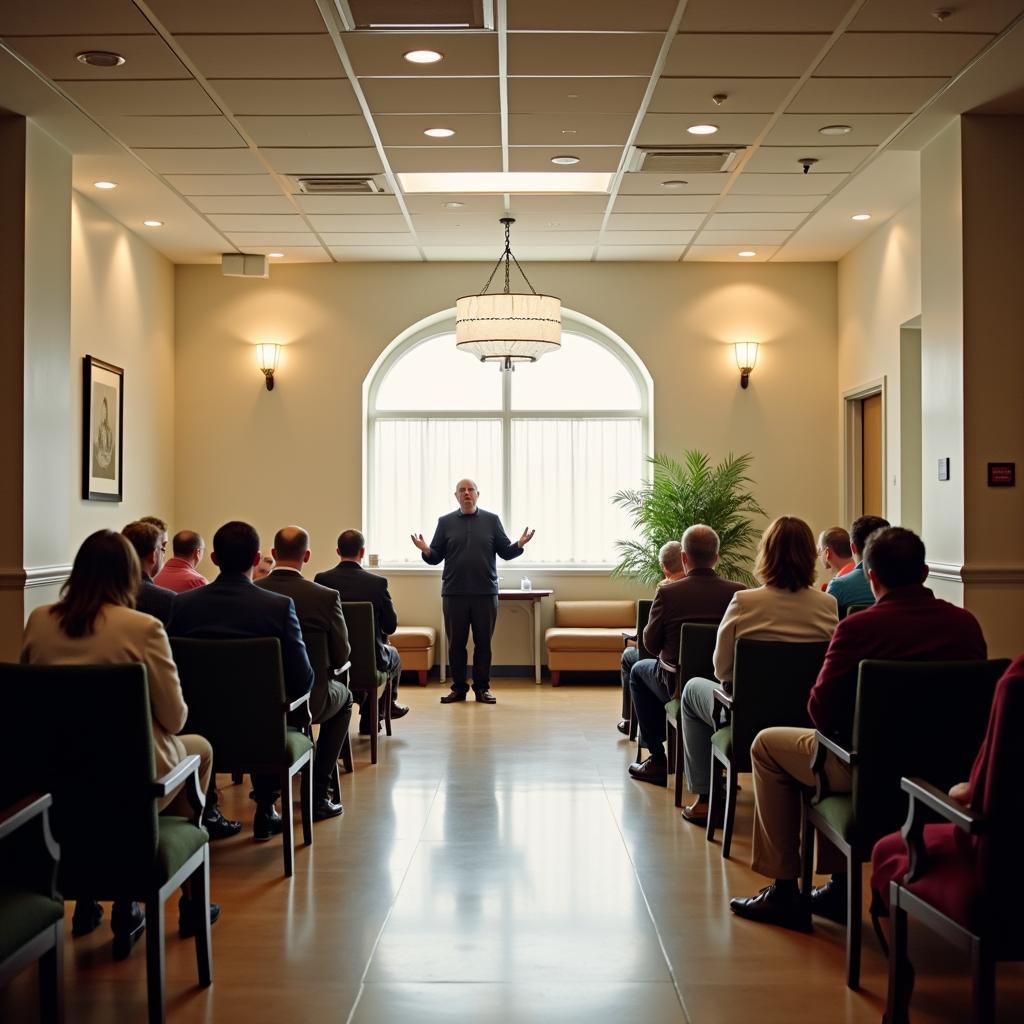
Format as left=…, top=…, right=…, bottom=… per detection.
left=412, top=478, right=535, bottom=705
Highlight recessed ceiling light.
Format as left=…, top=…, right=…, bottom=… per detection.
left=93, top=180, right=118, bottom=190
left=398, top=171, right=613, bottom=194
left=561, top=129, right=577, bottom=135
left=424, top=127, right=455, bottom=138
left=661, top=180, right=688, bottom=188
left=550, top=155, right=580, bottom=165
left=76, top=50, right=125, bottom=68
left=268, top=252, right=284, bottom=258
left=403, top=49, right=443, bottom=64
left=442, top=201, right=465, bottom=208
left=738, top=250, right=757, bottom=257
left=142, top=220, right=163, bottom=227
left=819, top=124, right=852, bottom=136
left=687, top=124, right=718, bottom=135
left=851, top=213, right=872, bottom=221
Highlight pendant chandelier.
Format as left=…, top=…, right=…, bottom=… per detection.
left=455, top=217, right=561, bottom=371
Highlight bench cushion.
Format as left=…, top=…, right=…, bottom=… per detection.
left=389, top=626, right=437, bottom=651
left=553, top=600, right=635, bottom=629
left=545, top=627, right=630, bottom=652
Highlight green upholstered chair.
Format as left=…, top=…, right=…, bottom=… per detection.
left=802, top=658, right=1009, bottom=991
left=707, top=638, right=830, bottom=859
left=0, top=663, right=211, bottom=1024
left=170, top=638, right=313, bottom=878
left=845, top=603, right=872, bottom=617
left=0, top=794, right=63, bottom=1023
left=301, top=629, right=353, bottom=776
left=663, top=623, right=719, bottom=808
left=623, top=599, right=654, bottom=742
left=340, top=602, right=392, bottom=765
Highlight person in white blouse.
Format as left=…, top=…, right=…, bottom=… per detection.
left=678, top=516, right=838, bottom=825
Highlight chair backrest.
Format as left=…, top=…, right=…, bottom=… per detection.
left=340, top=601, right=379, bottom=690
left=845, top=603, right=872, bottom=617
left=636, top=599, right=654, bottom=660
left=729, top=639, right=830, bottom=770
left=850, top=658, right=1009, bottom=846
left=0, top=662, right=160, bottom=897
left=170, top=637, right=288, bottom=768
left=678, top=623, right=719, bottom=683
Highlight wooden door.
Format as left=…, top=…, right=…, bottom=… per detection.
left=861, top=393, right=883, bottom=516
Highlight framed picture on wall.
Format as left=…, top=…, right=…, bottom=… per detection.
left=82, top=355, right=124, bottom=502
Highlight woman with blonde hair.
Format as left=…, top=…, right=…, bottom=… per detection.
left=678, top=516, right=838, bottom=825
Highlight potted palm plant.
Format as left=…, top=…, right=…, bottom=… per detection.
left=612, top=450, right=766, bottom=587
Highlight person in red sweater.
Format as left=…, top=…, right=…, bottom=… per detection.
left=729, top=527, right=987, bottom=932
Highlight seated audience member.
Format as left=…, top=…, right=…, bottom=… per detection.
left=154, top=530, right=207, bottom=592
left=627, top=526, right=745, bottom=786
left=122, top=520, right=175, bottom=625
left=168, top=521, right=313, bottom=842
left=139, top=515, right=168, bottom=551
left=254, top=554, right=275, bottom=580
left=677, top=517, right=837, bottom=822
left=827, top=514, right=889, bottom=615
left=256, top=526, right=353, bottom=820
left=729, top=527, right=987, bottom=931
left=21, top=529, right=220, bottom=948
left=617, top=540, right=687, bottom=735
left=817, top=526, right=854, bottom=592
left=315, top=530, right=409, bottom=733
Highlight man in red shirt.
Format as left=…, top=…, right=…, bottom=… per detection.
left=154, top=530, right=208, bottom=593
left=729, top=527, right=987, bottom=932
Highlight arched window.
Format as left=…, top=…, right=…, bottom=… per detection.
left=365, top=310, right=652, bottom=566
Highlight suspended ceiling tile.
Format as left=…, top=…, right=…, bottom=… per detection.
left=508, top=112, right=635, bottom=147
left=618, top=172, right=728, bottom=194
left=596, top=245, right=685, bottom=261
left=60, top=79, right=219, bottom=116
left=247, top=247, right=332, bottom=262
left=148, top=0, right=329, bottom=33
left=212, top=79, right=361, bottom=116
left=344, top=33, right=497, bottom=77
left=508, top=146, right=622, bottom=172
left=636, top=111, right=771, bottom=146
left=360, top=77, right=500, bottom=114
left=104, top=115, right=246, bottom=148
left=679, top=0, right=853, bottom=32
left=207, top=213, right=309, bottom=232
left=663, top=34, right=828, bottom=77
left=410, top=212, right=506, bottom=232
left=320, top=232, right=416, bottom=245
left=177, top=34, right=344, bottom=79
left=296, top=195, right=404, bottom=214
left=849, top=0, right=1024, bottom=33
left=419, top=229, right=522, bottom=246
left=307, top=214, right=411, bottom=232
left=650, top=77, right=798, bottom=114
left=816, top=33, right=993, bottom=77
left=606, top=212, right=705, bottom=231
left=507, top=33, right=663, bottom=76
left=508, top=77, right=649, bottom=115
left=788, top=77, right=949, bottom=114
left=386, top=146, right=502, bottom=172
left=507, top=195, right=610, bottom=215
left=684, top=245, right=779, bottom=261
left=225, top=231, right=321, bottom=245
left=705, top=211, right=807, bottom=230
left=731, top=172, right=847, bottom=194
left=135, top=148, right=265, bottom=174
left=508, top=0, right=679, bottom=31
left=190, top=194, right=297, bottom=214
left=262, top=147, right=384, bottom=174
left=331, top=245, right=422, bottom=260
left=696, top=229, right=791, bottom=245
left=511, top=245, right=596, bottom=260
left=743, top=146, right=875, bottom=174
left=717, top=193, right=820, bottom=212
left=9, top=35, right=190, bottom=80
left=237, top=114, right=373, bottom=147
left=764, top=113, right=906, bottom=147
left=375, top=113, right=501, bottom=147
left=504, top=230, right=600, bottom=245
left=505, top=213, right=605, bottom=231
left=403, top=194, right=505, bottom=215
left=602, top=230, right=696, bottom=245
left=421, top=246, right=500, bottom=260
left=612, top=194, right=716, bottom=213
left=0, top=2, right=152, bottom=34
left=164, top=173, right=282, bottom=195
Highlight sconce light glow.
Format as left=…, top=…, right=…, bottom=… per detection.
left=256, top=344, right=281, bottom=391
left=734, top=342, right=759, bottom=390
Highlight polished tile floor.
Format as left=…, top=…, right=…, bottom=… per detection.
left=4, top=680, right=1023, bottom=1022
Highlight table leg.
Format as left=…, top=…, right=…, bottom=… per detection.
left=533, top=598, right=542, bottom=685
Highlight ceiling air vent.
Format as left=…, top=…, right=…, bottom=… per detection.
left=625, top=146, right=742, bottom=174
left=340, top=0, right=492, bottom=30
left=293, top=175, right=386, bottom=195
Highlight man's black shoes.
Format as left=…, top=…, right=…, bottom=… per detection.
left=72, top=900, right=103, bottom=937
left=313, top=794, right=344, bottom=820
left=440, top=690, right=466, bottom=704
left=628, top=756, right=668, bottom=787
left=616, top=719, right=629, bottom=735
left=474, top=690, right=497, bottom=704
left=202, top=807, right=242, bottom=840
left=729, top=883, right=812, bottom=933
left=253, top=806, right=284, bottom=842
left=389, top=702, right=410, bottom=719
left=111, top=901, right=145, bottom=960
left=810, top=876, right=847, bottom=924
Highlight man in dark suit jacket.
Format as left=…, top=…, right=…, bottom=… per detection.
left=315, top=529, right=408, bottom=732
left=256, top=526, right=352, bottom=820
left=122, top=520, right=176, bottom=625
left=628, top=525, right=745, bottom=789
left=168, top=521, right=314, bottom=842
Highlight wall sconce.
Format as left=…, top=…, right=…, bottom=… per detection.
left=256, top=344, right=281, bottom=391
left=734, top=342, right=758, bottom=389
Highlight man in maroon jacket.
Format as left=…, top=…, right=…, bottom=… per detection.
left=729, top=527, right=987, bottom=931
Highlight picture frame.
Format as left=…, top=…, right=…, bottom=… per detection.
left=82, top=355, right=124, bottom=502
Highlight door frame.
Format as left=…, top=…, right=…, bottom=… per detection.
left=842, top=377, right=887, bottom=525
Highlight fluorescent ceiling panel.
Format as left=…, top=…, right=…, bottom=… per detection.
left=397, top=172, right=612, bottom=194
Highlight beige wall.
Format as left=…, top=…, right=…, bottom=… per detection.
left=174, top=260, right=838, bottom=665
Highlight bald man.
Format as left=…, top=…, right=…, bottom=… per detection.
left=412, top=479, right=535, bottom=705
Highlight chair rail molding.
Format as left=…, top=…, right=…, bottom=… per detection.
left=927, top=562, right=1024, bottom=585
left=0, top=564, right=74, bottom=590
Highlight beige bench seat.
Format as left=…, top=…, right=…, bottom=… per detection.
left=544, top=600, right=636, bottom=686
left=388, top=626, right=437, bottom=686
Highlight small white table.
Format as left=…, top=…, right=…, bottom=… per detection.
left=439, top=589, right=554, bottom=685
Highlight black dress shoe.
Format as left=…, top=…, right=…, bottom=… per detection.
left=729, top=883, right=812, bottom=932
left=202, top=807, right=242, bottom=840
left=389, top=702, right=410, bottom=719
left=616, top=719, right=629, bottom=735
left=681, top=798, right=709, bottom=826
left=253, top=806, right=283, bottom=842
left=313, top=794, right=344, bottom=820
left=474, top=690, right=497, bottom=704
left=111, top=901, right=145, bottom=960
left=440, top=690, right=467, bottom=704
left=72, top=899, right=103, bottom=937
left=178, top=898, right=221, bottom=938
left=810, top=876, right=847, bottom=924
left=628, top=756, right=668, bottom=787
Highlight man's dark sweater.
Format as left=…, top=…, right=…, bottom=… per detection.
left=421, top=508, right=523, bottom=595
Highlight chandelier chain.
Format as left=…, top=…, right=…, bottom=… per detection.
left=475, top=218, right=538, bottom=297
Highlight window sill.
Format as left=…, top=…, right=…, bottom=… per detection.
left=374, top=564, right=620, bottom=578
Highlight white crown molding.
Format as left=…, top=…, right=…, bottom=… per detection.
left=927, top=562, right=1024, bottom=585
left=0, top=565, right=73, bottom=591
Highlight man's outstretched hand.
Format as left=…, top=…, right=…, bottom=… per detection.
left=518, top=527, right=536, bottom=547
left=411, top=533, right=431, bottom=554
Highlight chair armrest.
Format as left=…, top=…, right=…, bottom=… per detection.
left=332, top=660, right=352, bottom=679
left=0, top=793, right=53, bottom=841
left=899, top=776, right=985, bottom=884
left=622, top=631, right=637, bottom=649
left=713, top=688, right=733, bottom=711
left=0, top=794, right=60, bottom=897
left=712, top=687, right=733, bottom=728
left=810, top=732, right=857, bottom=802
left=151, top=754, right=205, bottom=824
left=288, top=691, right=312, bottom=714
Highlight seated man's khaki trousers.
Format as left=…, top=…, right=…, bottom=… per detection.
left=162, top=734, right=214, bottom=817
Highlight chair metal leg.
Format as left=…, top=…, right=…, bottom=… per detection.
left=885, top=883, right=911, bottom=1024
left=39, top=923, right=63, bottom=1024
left=189, top=854, right=213, bottom=987
left=145, top=894, right=166, bottom=1024
left=300, top=760, right=313, bottom=846
left=970, top=937, right=995, bottom=1024
left=340, top=732, right=353, bottom=774
left=281, top=768, right=295, bottom=877
left=706, top=754, right=726, bottom=843
left=846, top=853, right=862, bottom=990
left=721, top=763, right=739, bottom=859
